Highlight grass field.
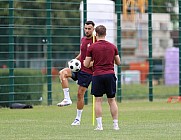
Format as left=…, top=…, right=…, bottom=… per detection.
left=43, top=80, right=180, bottom=105
left=0, top=100, right=181, bottom=140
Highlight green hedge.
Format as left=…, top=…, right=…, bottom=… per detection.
left=0, top=69, right=44, bottom=107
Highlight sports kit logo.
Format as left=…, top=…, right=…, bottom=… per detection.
left=87, top=43, right=91, bottom=48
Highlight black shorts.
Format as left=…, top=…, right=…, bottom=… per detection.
left=91, top=74, right=117, bottom=98
left=71, top=70, right=92, bottom=88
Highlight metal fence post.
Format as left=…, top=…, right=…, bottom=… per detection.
left=116, top=0, right=122, bottom=102
left=179, top=0, right=181, bottom=96
left=46, top=0, right=52, bottom=105
left=8, top=0, right=14, bottom=106
left=148, top=0, right=153, bottom=101
left=83, top=0, right=88, bottom=105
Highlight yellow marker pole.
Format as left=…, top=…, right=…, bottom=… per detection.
left=92, top=35, right=95, bottom=126
left=92, top=95, right=95, bottom=126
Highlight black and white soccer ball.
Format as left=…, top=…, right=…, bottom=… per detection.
left=68, top=59, right=81, bottom=72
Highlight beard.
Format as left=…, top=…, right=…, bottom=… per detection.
left=86, top=33, right=92, bottom=38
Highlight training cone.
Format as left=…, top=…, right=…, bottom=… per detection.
left=167, top=96, right=181, bottom=103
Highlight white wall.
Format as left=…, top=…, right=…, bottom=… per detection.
left=80, top=0, right=116, bottom=44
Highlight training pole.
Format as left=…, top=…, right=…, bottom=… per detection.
left=92, top=35, right=95, bottom=126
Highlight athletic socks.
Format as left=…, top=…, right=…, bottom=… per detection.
left=113, top=119, right=119, bottom=127
left=96, top=117, right=103, bottom=128
left=75, top=109, right=83, bottom=121
left=63, top=88, right=70, bottom=100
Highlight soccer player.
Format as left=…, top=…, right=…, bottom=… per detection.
left=57, top=21, right=95, bottom=126
left=84, top=25, right=121, bottom=130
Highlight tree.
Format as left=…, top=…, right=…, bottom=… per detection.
left=0, top=0, right=82, bottom=54
left=1, top=0, right=177, bottom=58
left=0, top=1, right=9, bottom=63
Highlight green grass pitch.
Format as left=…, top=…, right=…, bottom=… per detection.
left=0, top=100, right=181, bottom=140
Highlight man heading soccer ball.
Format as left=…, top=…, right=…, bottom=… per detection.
left=57, top=21, right=95, bottom=126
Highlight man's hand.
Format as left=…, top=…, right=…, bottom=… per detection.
left=83, top=57, right=92, bottom=68
left=89, top=61, right=94, bottom=67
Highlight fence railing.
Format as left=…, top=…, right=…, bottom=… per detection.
left=0, top=0, right=180, bottom=106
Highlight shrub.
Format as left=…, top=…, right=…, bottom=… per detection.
left=0, top=68, right=44, bottom=107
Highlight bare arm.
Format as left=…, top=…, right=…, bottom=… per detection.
left=114, top=55, right=121, bottom=65
left=75, top=52, right=81, bottom=60
left=84, top=57, right=92, bottom=68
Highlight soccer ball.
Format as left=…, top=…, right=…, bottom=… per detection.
left=68, top=59, right=81, bottom=72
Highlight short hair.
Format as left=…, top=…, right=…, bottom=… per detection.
left=85, top=21, right=95, bottom=27
left=95, top=25, right=106, bottom=36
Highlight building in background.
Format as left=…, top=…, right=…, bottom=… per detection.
left=121, top=13, right=173, bottom=64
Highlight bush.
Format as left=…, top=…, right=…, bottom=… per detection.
left=0, top=68, right=44, bottom=107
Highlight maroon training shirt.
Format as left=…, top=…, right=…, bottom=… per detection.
left=86, top=40, right=118, bottom=76
left=80, top=36, right=95, bottom=74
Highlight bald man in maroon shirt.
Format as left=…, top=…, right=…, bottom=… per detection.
left=84, top=25, right=121, bottom=131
